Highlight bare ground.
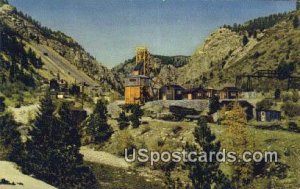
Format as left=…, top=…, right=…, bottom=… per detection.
left=80, top=146, right=130, bottom=169
left=0, top=161, right=57, bottom=189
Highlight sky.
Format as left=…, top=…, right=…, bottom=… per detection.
left=8, top=0, right=296, bottom=68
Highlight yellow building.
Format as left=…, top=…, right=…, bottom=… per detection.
left=125, top=47, right=151, bottom=105
left=125, top=75, right=150, bottom=104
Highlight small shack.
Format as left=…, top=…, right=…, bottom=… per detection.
left=159, top=85, right=185, bottom=100
left=206, top=87, right=218, bottom=98
left=256, top=110, right=281, bottom=122
left=183, top=88, right=207, bottom=100
left=219, top=87, right=240, bottom=99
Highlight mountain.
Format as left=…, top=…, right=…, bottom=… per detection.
left=114, top=10, right=300, bottom=91
left=112, top=55, right=189, bottom=88
left=0, top=1, right=122, bottom=93
left=175, top=10, right=300, bottom=90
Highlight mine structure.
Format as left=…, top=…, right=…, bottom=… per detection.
left=124, top=47, right=152, bottom=104
left=236, top=70, right=300, bottom=91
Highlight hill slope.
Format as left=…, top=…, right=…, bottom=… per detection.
left=175, top=11, right=300, bottom=90
left=0, top=2, right=122, bottom=93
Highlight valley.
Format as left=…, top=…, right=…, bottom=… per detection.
left=0, top=0, right=300, bottom=189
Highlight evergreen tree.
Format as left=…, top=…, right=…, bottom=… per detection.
left=242, top=35, right=249, bottom=46
left=208, top=95, right=221, bottom=115
left=69, top=84, right=80, bottom=96
left=221, top=102, right=254, bottom=188
left=9, top=61, right=16, bottom=82
left=185, top=117, right=232, bottom=189
left=130, top=105, right=143, bottom=129
left=297, top=0, right=300, bottom=11
left=117, top=111, right=130, bottom=130
left=58, top=102, right=81, bottom=146
left=22, top=93, right=99, bottom=188
left=21, top=55, right=28, bottom=70
left=0, top=112, right=24, bottom=165
left=277, top=62, right=294, bottom=80
left=274, top=89, right=281, bottom=100
left=293, top=16, right=299, bottom=29
left=50, top=79, right=59, bottom=91
left=0, top=96, right=5, bottom=112
left=87, top=100, right=113, bottom=144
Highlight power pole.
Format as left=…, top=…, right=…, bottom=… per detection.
left=81, top=84, right=85, bottom=109
left=0, top=25, right=3, bottom=52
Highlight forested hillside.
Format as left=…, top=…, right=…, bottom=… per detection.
left=0, top=0, right=122, bottom=93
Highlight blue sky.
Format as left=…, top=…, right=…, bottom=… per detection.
left=8, top=0, right=296, bottom=68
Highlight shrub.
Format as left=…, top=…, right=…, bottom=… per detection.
left=292, top=90, right=299, bottom=103
left=288, top=122, right=299, bottom=132
left=282, top=92, right=292, bottom=102
left=113, top=130, right=135, bottom=156
left=281, top=101, right=300, bottom=117
left=172, top=126, right=182, bottom=134
left=130, top=105, right=143, bottom=129
left=141, top=126, right=151, bottom=135
left=117, top=111, right=130, bottom=130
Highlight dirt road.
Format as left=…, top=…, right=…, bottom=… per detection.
left=80, top=146, right=130, bottom=169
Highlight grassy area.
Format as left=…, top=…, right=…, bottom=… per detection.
left=85, top=162, right=165, bottom=189
left=210, top=123, right=300, bottom=188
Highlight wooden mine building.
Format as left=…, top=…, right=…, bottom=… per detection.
left=183, top=87, right=207, bottom=100
left=125, top=47, right=151, bottom=104
left=219, top=87, right=240, bottom=99
left=159, top=85, right=185, bottom=100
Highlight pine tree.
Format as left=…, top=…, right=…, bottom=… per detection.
left=130, top=105, right=143, bottom=129
left=21, top=55, right=28, bottom=70
left=9, top=61, right=16, bottom=82
left=242, top=35, right=249, bottom=46
left=221, top=102, right=254, bottom=188
left=0, top=112, right=24, bottom=165
left=58, top=102, right=98, bottom=189
left=117, top=111, right=130, bottom=130
left=87, top=100, right=113, bottom=143
left=22, top=93, right=99, bottom=188
left=58, top=102, right=81, bottom=146
left=293, top=16, right=299, bottom=29
left=0, top=96, right=5, bottom=112
left=208, top=95, right=221, bottom=115
left=274, top=89, right=281, bottom=100
left=185, top=117, right=232, bottom=189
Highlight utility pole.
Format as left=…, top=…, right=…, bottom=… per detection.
left=81, top=84, right=85, bottom=109
left=0, top=25, right=3, bottom=52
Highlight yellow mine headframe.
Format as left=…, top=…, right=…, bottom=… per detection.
left=124, top=47, right=151, bottom=105
left=135, top=47, right=150, bottom=76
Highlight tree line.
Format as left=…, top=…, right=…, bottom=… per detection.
left=223, top=12, right=288, bottom=37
